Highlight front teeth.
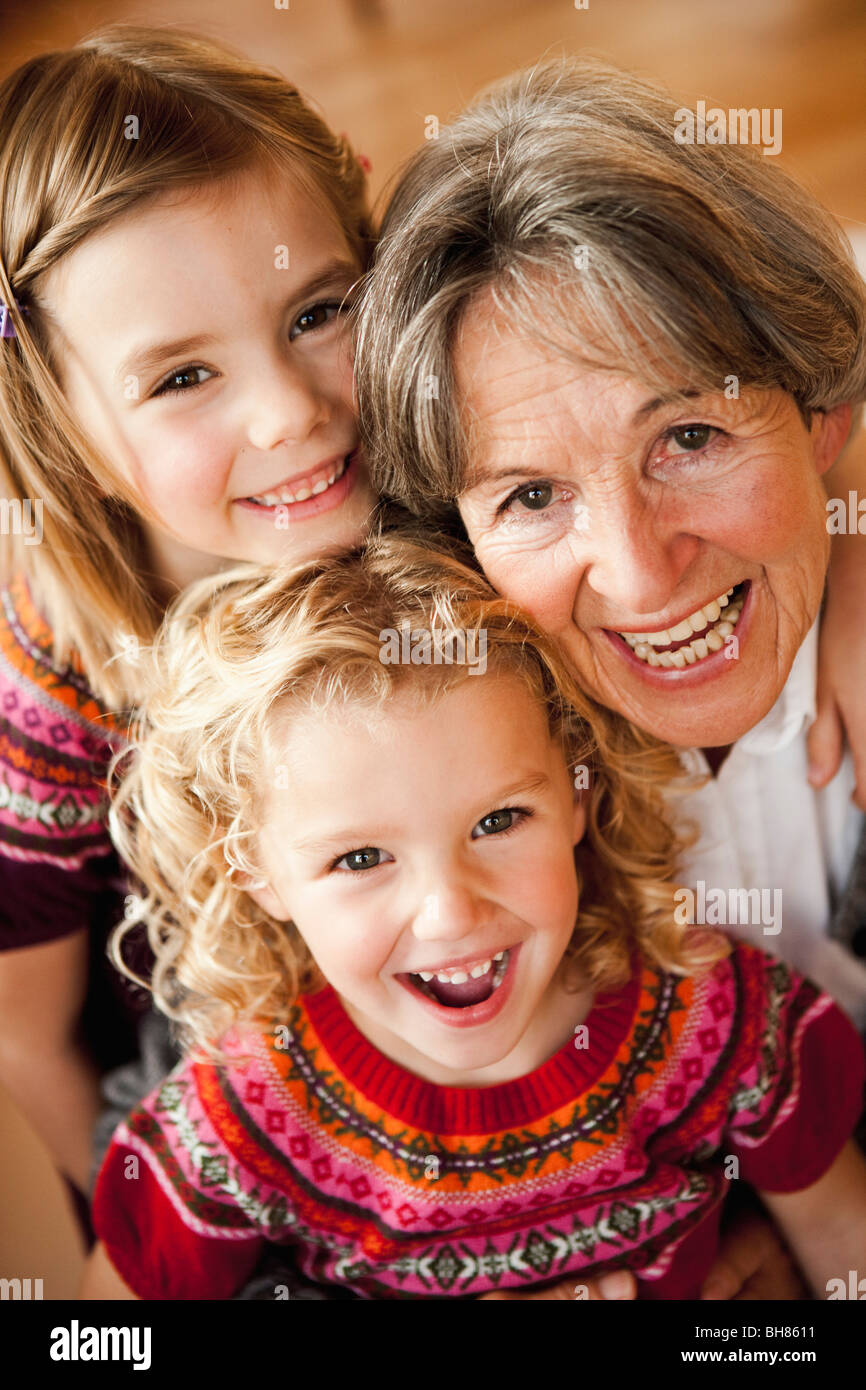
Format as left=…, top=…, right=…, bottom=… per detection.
left=411, top=949, right=510, bottom=995
left=423, top=958, right=493, bottom=985
left=622, top=586, right=745, bottom=668
left=249, top=455, right=349, bottom=507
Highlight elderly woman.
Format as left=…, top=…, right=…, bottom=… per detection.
left=355, top=57, right=866, bottom=1297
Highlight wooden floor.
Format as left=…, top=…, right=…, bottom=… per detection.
left=0, top=0, right=865, bottom=225
left=0, top=0, right=864, bottom=1297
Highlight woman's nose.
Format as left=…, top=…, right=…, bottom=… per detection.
left=245, top=356, right=331, bottom=453
left=584, top=499, right=700, bottom=618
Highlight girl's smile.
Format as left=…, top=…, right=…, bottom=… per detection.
left=396, top=942, right=521, bottom=1029
left=235, top=446, right=361, bottom=521
left=248, top=672, right=593, bottom=1086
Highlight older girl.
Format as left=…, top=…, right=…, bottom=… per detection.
left=0, top=24, right=374, bottom=1203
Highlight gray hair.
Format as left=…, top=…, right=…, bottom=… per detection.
left=356, top=56, right=866, bottom=515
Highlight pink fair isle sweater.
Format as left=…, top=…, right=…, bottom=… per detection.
left=93, top=941, right=865, bottom=1300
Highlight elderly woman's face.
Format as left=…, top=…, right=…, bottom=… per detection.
left=454, top=287, right=849, bottom=749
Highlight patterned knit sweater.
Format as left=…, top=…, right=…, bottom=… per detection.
left=93, top=941, right=865, bottom=1300
left=0, top=574, right=145, bottom=1064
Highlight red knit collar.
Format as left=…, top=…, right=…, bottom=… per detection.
left=300, top=962, right=643, bottom=1135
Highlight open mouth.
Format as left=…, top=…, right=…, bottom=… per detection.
left=405, top=950, right=510, bottom=1009
left=243, top=451, right=354, bottom=509
left=615, top=581, right=749, bottom=669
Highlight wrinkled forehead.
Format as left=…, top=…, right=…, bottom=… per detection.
left=452, top=281, right=709, bottom=474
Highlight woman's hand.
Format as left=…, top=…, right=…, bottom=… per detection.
left=700, top=1206, right=808, bottom=1300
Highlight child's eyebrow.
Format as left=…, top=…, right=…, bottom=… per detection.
left=114, top=258, right=360, bottom=385
left=292, top=258, right=361, bottom=304
left=292, top=825, right=402, bottom=856
left=116, top=332, right=221, bottom=385
left=487, top=772, right=555, bottom=804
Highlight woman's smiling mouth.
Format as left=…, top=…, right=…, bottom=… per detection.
left=608, top=580, right=751, bottom=670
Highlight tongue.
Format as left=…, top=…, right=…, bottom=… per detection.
left=424, top=972, right=495, bottom=1008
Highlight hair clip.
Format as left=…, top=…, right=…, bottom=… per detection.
left=339, top=132, right=372, bottom=175
left=0, top=299, right=28, bottom=339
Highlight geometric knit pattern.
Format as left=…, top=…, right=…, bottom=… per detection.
left=0, top=573, right=145, bottom=1074
left=0, top=574, right=126, bottom=867
left=93, top=942, right=865, bottom=1300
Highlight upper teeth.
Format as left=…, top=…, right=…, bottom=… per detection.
left=414, top=949, right=505, bottom=984
left=249, top=455, right=348, bottom=507
left=619, top=587, right=745, bottom=667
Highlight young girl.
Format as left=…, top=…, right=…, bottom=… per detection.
left=0, top=24, right=375, bottom=1207
left=83, top=533, right=866, bottom=1300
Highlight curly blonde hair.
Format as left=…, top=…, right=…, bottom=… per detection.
left=109, top=529, right=726, bottom=1057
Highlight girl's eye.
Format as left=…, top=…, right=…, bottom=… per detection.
left=333, top=847, right=391, bottom=872
left=471, top=807, right=530, bottom=839
left=153, top=364, right=213, bottom=397
left=290, top=299, right=345, bottom=339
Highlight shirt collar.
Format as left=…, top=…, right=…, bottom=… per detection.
left=735, top=616, right=819, bottom=756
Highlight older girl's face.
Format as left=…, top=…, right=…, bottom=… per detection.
left=454, top=286, right=851, bottom=750
left=40, top=164, right=377, bottom=594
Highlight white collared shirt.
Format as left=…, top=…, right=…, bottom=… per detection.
left=668, top=618, right=866, bottom=1028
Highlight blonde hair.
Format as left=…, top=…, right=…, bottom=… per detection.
left=356, top=56, right=866, bottom=514
left=0, top=24, right=371, bottom=707
left=109, top=527, right=725, bottom=1058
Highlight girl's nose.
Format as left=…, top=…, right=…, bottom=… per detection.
left=410, top=879, right=490, bottom=943
left=245, top=357, right=331, bottom=452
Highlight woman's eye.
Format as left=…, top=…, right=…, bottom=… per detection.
left=334, top=847, right=389, bottom=872
left=515, top=483, right=553, bottom=511
left=472, top=808, right=528, bottom=838
left=153, top=365, right=213, bottom=396
left=291, top=300, right=344, bottom=339
left=494, top=482, right=557, bottom=520
left=669, top=424, right=714, bottom=452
